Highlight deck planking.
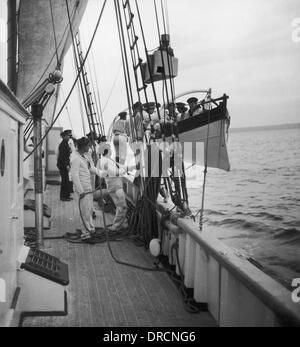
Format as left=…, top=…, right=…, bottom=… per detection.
left=22, top=185, right=216, bottom=327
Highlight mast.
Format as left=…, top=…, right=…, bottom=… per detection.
left=7, top=0, right=17, bottom=93
left=32, top=103, right=44, bottom=248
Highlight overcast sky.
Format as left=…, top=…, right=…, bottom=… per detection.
left=1, top=0, right=300, bottom=137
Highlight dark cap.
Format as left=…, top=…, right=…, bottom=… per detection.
left=133, top=102, right=142, bottom=110
left=167, top=102, right=176, bottom=108
left=61, top=129, right=72, bottom=137
left=86, top=131, right=96, bottom=138
left=143, top=102, right=156, bottom=109
left=187, top=97, right=198, bottom=103
left=176, top=102, right=186, bottom=108
left=77, top=137, right=90, bottom=150
left=118, top=111, right=127, bottom=119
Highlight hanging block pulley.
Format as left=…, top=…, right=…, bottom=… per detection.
left=141, top=34, right=178, bottom=84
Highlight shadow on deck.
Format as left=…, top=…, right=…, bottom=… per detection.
left=22, top=185, right=216, bottom=327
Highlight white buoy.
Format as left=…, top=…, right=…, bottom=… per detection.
left=149, top=238, right=161, bottom=257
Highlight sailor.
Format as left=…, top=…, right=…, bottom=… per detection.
left=86, top=131, right=99, bottom=164
left=86, top=131, right=98, bottom=149
left=176, top=102, right=188, bottom=121
left=84, top=132, right=97, bottom=188
left=166, top=102, right=178, bottom=122
left=143, top=102, right=161, bottom=141
left=187, top=97, right=202, bottom=118
left=57, top=129, right=73, bottom=201
left=132, top=101, right=144, bottom=141
left=112, top=111, right=130, bottom=165
left=70, top=137, right=104, bottom=242
left=97, top=143, right=137, bottom=232
left=68, top=136, right=76, bottom=194
left=143, top=102, right=161, bottom=124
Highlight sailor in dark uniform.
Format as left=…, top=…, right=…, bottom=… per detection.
left=187, top=97, right=202, bottom=118
left=57, top=130, right=73, bottom=201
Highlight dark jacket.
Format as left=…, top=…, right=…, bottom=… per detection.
left=57, top=140, right=71, bottom=169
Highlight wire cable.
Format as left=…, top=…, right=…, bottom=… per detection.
left=49, top=0, right=60, bottom=67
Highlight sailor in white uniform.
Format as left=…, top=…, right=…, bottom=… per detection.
left=97, top=143, right=137, bottom=232
left=70, top=137, right=105, bottom=242
left=112, top=112, right=131, bottom=165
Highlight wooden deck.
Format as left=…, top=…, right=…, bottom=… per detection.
left=22, top=185, right=216, bottom=327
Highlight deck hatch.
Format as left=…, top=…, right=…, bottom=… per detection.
left=20, top=249, right=69, bottom=286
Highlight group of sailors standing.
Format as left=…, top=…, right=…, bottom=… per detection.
left=112, top=96, right=207, bottom=143
left=135, top=96, right=206, bottom=127
left=56, top=129, right=136, bottom=243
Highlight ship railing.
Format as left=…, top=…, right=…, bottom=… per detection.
left=123, top=165, right=300, bottom=327
left=159, top=212, right=300, bottom=327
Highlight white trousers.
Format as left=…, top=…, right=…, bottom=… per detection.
left=113, top=134, right=128, bottom=165
left=76, top=192, right=95, bottom=238
left=109, top=188, right=128, bottom=230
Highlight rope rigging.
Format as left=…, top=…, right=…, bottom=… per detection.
left=101, top=62, right=122, bottom=114
left=109, top=0, right=193, bottom=250
left=65, top=0, right=98, bottom=144
left=23, top=0, right=108, bottom=162
left=23, top=2, right=78, bottom=106
left=23, top=0, right=80, bottom=147
left=49, top=0, right=60, bottom=68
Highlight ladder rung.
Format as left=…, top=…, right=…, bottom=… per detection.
left=138, top=85, right=147, bottom=92
left=127, top=13, right=134, bottom=29
left=130, top=36, right=139, bottom=50
left=134, top=58, right=143, bottom=71
left=123, top=0, right=129, bottom=9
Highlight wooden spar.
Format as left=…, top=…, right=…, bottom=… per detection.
left=7, top=0, right=17, bottom=93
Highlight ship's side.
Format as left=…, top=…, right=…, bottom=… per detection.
left=124, top=177, right=300, bottom=327
left=0, top=80, right=28, bottom=327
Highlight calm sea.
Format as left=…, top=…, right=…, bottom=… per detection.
left=187, top=127, right=300, bottom=289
